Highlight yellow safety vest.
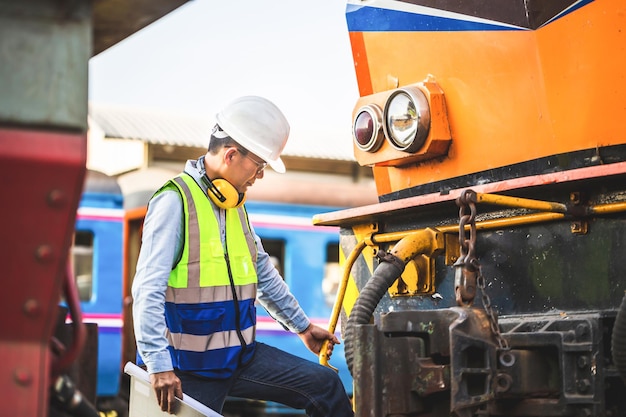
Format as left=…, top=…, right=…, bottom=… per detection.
left=161, top=173, right=258, bottom=378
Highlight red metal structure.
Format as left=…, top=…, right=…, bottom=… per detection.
left=0, top=1, right=187, bottom=416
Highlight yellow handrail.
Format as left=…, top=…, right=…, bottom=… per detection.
left=319, top=239, right=367, bottom=371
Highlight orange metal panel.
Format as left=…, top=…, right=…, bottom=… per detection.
left=350, top=0, right=626, bottom=196
left=349, top=31, right=374, bottom=97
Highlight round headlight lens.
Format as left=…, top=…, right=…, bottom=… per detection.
left=353, top=105, right=384, bottom=152
left=383, top=88, right=430, bottom=152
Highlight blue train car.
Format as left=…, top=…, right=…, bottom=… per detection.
left=71, top=171, right=353, bottom=415
left=72, top=171, right=125, bottom=398
left=246, top=201, right=352, bottom=395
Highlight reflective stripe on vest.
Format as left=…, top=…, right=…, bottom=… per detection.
left=164, top=174, right=258, bottom=378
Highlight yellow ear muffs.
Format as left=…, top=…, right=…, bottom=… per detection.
left=206, top=178, right=246, bottom=209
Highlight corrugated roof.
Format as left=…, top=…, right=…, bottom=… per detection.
left=88, top=102, right=356, bottom=161
left=89, top=102, right=212, bottom=148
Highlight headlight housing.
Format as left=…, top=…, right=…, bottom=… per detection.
left=383, top=87, right=431, bottom=152
left=351, top=79, right=451, bottom=168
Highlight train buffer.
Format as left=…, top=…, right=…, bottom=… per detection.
left=124, top=362, right=223, bottom=417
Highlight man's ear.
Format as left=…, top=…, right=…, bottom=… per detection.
left=223, top=147, right=238, bottom=165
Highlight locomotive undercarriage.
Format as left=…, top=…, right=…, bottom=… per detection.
left=353, top=308, right=624, bottom=417
left=340, top=185, right=626, bottom=417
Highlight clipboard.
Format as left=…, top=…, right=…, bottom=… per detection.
left=124, top=362, right=223, bottom=417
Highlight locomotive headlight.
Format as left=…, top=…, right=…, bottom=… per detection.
left=353, top=104, right=384, bottom=152
left=350, top=79, right=450, bottom=168
left=383, top=87, right=431, bottom=153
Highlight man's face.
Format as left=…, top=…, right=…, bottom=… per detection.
left=223, top=147, right=267, bottom=193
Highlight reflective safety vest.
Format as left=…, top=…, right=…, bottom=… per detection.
left=162, top=174, right=258, bottom=378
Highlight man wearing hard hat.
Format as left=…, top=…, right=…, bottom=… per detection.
left=131, top=96, right=354, bottom=417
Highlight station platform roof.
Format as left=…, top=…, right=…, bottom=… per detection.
left=93, top=0, right=189, bottom=56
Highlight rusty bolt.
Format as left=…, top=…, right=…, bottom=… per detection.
left=575, top=323, right=589, bottom=339
left=14, top=368, right=32, bottom=386
left=47, top=189, right=67, bottom=208
left=577, top=379, right=591, bottom=393
left=23, top=299, right=41, bottom=318
left=494, top=373, right=513, bottom=393
left=571, top=221, right=588, bottom=235
left=35, top=245, right=54, bottom=263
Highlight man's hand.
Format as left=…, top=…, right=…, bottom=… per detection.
left=150, top=370, right=183, bottom=414
left=298, top=323, right=340, bottom=357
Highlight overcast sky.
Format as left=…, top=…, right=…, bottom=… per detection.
left=88, top=0, right=360, bottom=157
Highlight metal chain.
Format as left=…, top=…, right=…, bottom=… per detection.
left=457, top=193, right=477, bottom=265
left=456, top=190, right=510, bottom=350
left=477, top=265, right=509, bottom=350
left=455, top=191, right=478, bottom=306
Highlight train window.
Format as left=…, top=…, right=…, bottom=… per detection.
left=322, top=242, right=341, bottom=307
left=261, top=238, right=285, bottom=278
left=72, top=230, right=94, bottom=301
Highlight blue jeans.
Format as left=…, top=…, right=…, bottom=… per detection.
left=175, top=342, right=354, bottom=417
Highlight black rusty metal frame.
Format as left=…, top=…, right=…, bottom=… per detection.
left=352, top=308, right=623, bottom=417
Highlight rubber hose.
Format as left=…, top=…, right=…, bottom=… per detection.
left=344, top=261, right=405, bottom=375
left=611, top=292, right=626, bottom=382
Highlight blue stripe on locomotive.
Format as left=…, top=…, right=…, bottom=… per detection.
left=345, top=0, right=594, bottom=32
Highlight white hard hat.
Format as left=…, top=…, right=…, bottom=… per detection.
left=216, top=96, right=290, bottom=173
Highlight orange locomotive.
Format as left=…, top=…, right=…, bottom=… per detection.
left=317, top=1, right=626, bottom=416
